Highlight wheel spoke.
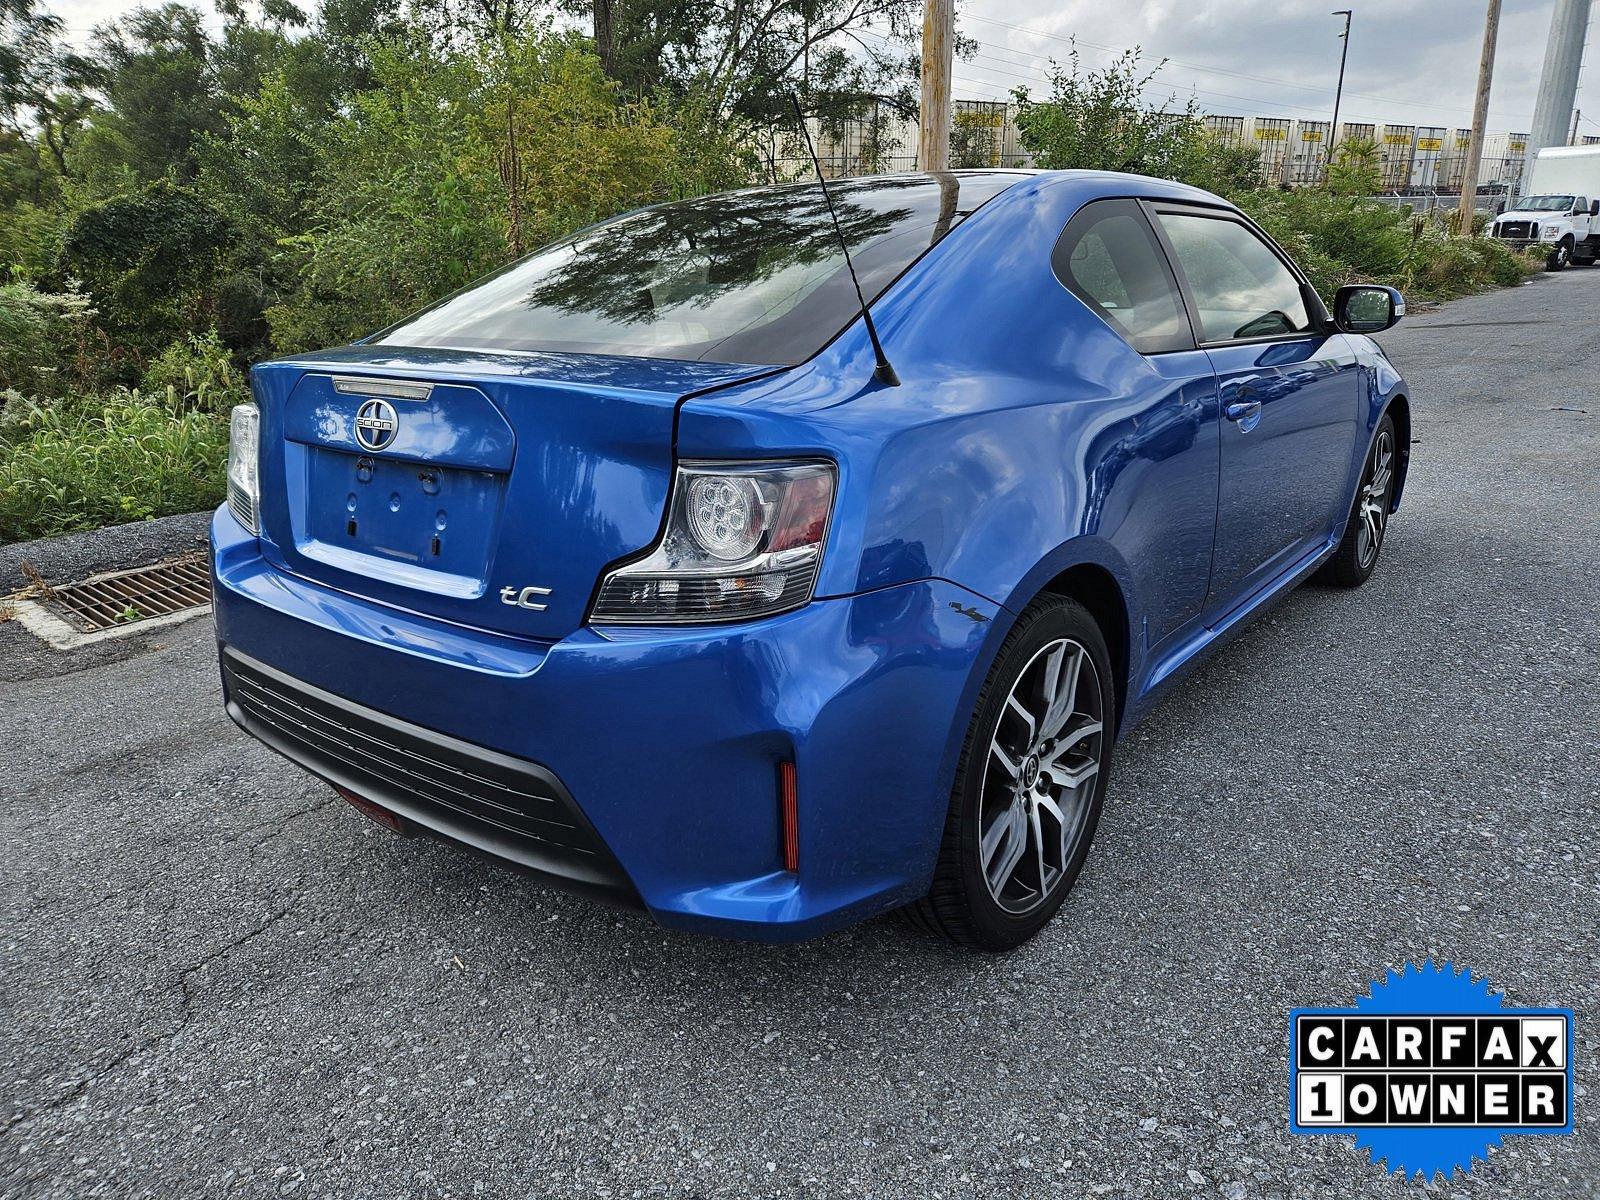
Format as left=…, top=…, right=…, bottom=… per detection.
left=1043, top=755, right=1099, bottom=791
left=1005, top=694, right=1037, bottom=743
left=1036, top=792, right=1073, bottom=864
left=1051, top=714, right=1102, bottom=755
left=1029, top=800, right=1050, bottom=889
left=990, top=742, right=1021, bottom=779
left=1041, top=646, right=1084, bottom=739
left=982, top=802, right=1027, bottom=894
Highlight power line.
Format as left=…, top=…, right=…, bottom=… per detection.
left=865, top=28, right=1360, bottom=119
left=960, top=12, right=1537, bottom=127
left=960, top=39, right=1351, bottom=116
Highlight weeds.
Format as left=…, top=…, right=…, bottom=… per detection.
left=0, top=389, right=236, bottom=543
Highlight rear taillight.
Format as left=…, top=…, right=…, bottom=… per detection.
left=226, top=403, right=260, bottom=534
left=779, top=761, right=799, bottom=873
left=589, top=460, right=835, bottom=625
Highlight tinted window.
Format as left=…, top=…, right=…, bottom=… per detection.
left=372, top=174, right=1022, bottom=366
left=1052, top=200, right=1192, bottom=354
left=1156, top=212, right=1313, bottom=342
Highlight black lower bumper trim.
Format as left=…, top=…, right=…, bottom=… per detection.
left=221, top=647, right=639, bottom=907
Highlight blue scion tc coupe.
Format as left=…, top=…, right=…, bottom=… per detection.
left=213, top=170, right=1410, bottom=950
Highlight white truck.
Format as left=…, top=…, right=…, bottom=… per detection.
left=1488, top=145, right=1600, bottom=271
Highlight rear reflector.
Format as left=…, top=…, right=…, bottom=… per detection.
left=778, top=761, right=799, bottom=873
left=334, top=785, right=413, bottom=835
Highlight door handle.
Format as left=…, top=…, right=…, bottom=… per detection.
left=1225, top=399, right=1263, bottom=423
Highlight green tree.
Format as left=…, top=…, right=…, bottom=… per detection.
left=69, top=4, right=225, bottom=189
left=266, top=26, right=746, bottom=352
left=0, top=0, right=98, bottom=198
left=57, top=179, right=236, bottom=365
left=1327, top=137, right=1381, bottom=197
left=1012, top=45, right=1254, bottom=195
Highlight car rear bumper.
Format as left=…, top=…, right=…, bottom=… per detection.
left=211, top=505, right=1002, bottom=941
left=221, top=648, right=641, bottom=906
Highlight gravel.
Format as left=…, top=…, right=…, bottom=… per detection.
left=3, top=273, right=1597, bottom=1199
left=0, top=510, right=210, bottom=594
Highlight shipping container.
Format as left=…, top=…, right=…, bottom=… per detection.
left=1379, top=125, right=1417, bottom=189
left=1286, top=121, right=1331, bottom=185
left=1204, top=114, right=1248, bottom=148
left=1440, top=129, right=1473, bottom=191
left=1249, top=117, right=1293, bottom=184
left=1337, top=121, right=1377, bottom=146
left=1410, top=126, right=1447, bottom=188
left=951, top=100, right=1007, bottom=168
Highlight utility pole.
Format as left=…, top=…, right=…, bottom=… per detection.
left=1328, top=9, right=1353, bottom=172
left=1457, top=0, right=1503, bottom=237
left=918, top=0, right=954, bottom=171
left=1571, top=108, right=1583, bottom=145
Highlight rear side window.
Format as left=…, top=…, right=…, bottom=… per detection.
left=1052, top=200, right=1192, bottom=354
left=1155, top=212, right=1313, bottom=343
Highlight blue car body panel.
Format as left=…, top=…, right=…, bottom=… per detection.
left=213, top=169, right=1409, bottom=939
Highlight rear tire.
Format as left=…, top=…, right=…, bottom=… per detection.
left=907, top=595, right=1114, bottom=951
left=1317, top=413, right=1397, bottom=588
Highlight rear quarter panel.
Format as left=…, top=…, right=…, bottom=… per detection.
left=680, top=173, right=1229, bottom=709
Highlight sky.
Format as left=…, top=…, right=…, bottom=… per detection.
left=43, top=0, right=1598, bottom=138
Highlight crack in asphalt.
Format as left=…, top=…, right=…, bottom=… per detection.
left=2, top=877, right=312, bottom=1140
left=2, top=792, right=336, bottom=927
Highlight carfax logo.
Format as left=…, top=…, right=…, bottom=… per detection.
left=1289, top=961, right=1574, bottom=1180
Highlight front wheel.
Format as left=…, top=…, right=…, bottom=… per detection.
left=1547, top=239, right=1572, bottom=271
left=906, top=596, right=1114, bottom=951
left=1317, top=413, right=1397, bottom=588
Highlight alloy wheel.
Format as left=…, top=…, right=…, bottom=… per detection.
left=1356, top=428, right=1394, bottom=569
left=979, top=637, right=1105, bottom=914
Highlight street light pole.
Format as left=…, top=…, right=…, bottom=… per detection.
left=1328, top=9, right=1353, bottom=174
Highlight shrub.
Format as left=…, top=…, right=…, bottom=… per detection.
left=1234, top=190, right=1540, bottom=302
left=0, top=282, right=95, bottom=397
left=141, top=328, right=241, bottom=406
left=56, top=180, right=237, bottom=367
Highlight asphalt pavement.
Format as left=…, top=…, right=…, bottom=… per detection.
left=3, top=271, right=1598, bottom=1199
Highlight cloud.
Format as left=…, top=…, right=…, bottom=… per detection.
left=958, top=0, right=1589, bottom=136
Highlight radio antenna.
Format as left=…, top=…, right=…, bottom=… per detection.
left=788, top=94, right=900, bottom=387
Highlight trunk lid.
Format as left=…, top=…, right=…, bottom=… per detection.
left=252, top=347, right=766, bottom=641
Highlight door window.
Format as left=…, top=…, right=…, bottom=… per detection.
left=1052, top=200, right=1193, bottom=354
left=1155, top=212, right=1313, bottom=343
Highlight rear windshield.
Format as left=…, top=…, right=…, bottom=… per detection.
left=370, top=173, right=1023, bottom=367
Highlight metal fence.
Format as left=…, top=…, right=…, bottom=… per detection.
left=768, top=104, right=1546, bottom=197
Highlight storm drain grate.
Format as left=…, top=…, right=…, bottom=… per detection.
left=48, top=554, right=212, bottom=632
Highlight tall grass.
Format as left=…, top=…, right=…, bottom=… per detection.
left=0, top=388, right=234, bottom=543
left=1235, top=190, right=1542, bottom=302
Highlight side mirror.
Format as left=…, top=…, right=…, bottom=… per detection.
left=1333, top=284, right=1404, bottom=334
left=1590, top=200, right=1599, bottom=217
